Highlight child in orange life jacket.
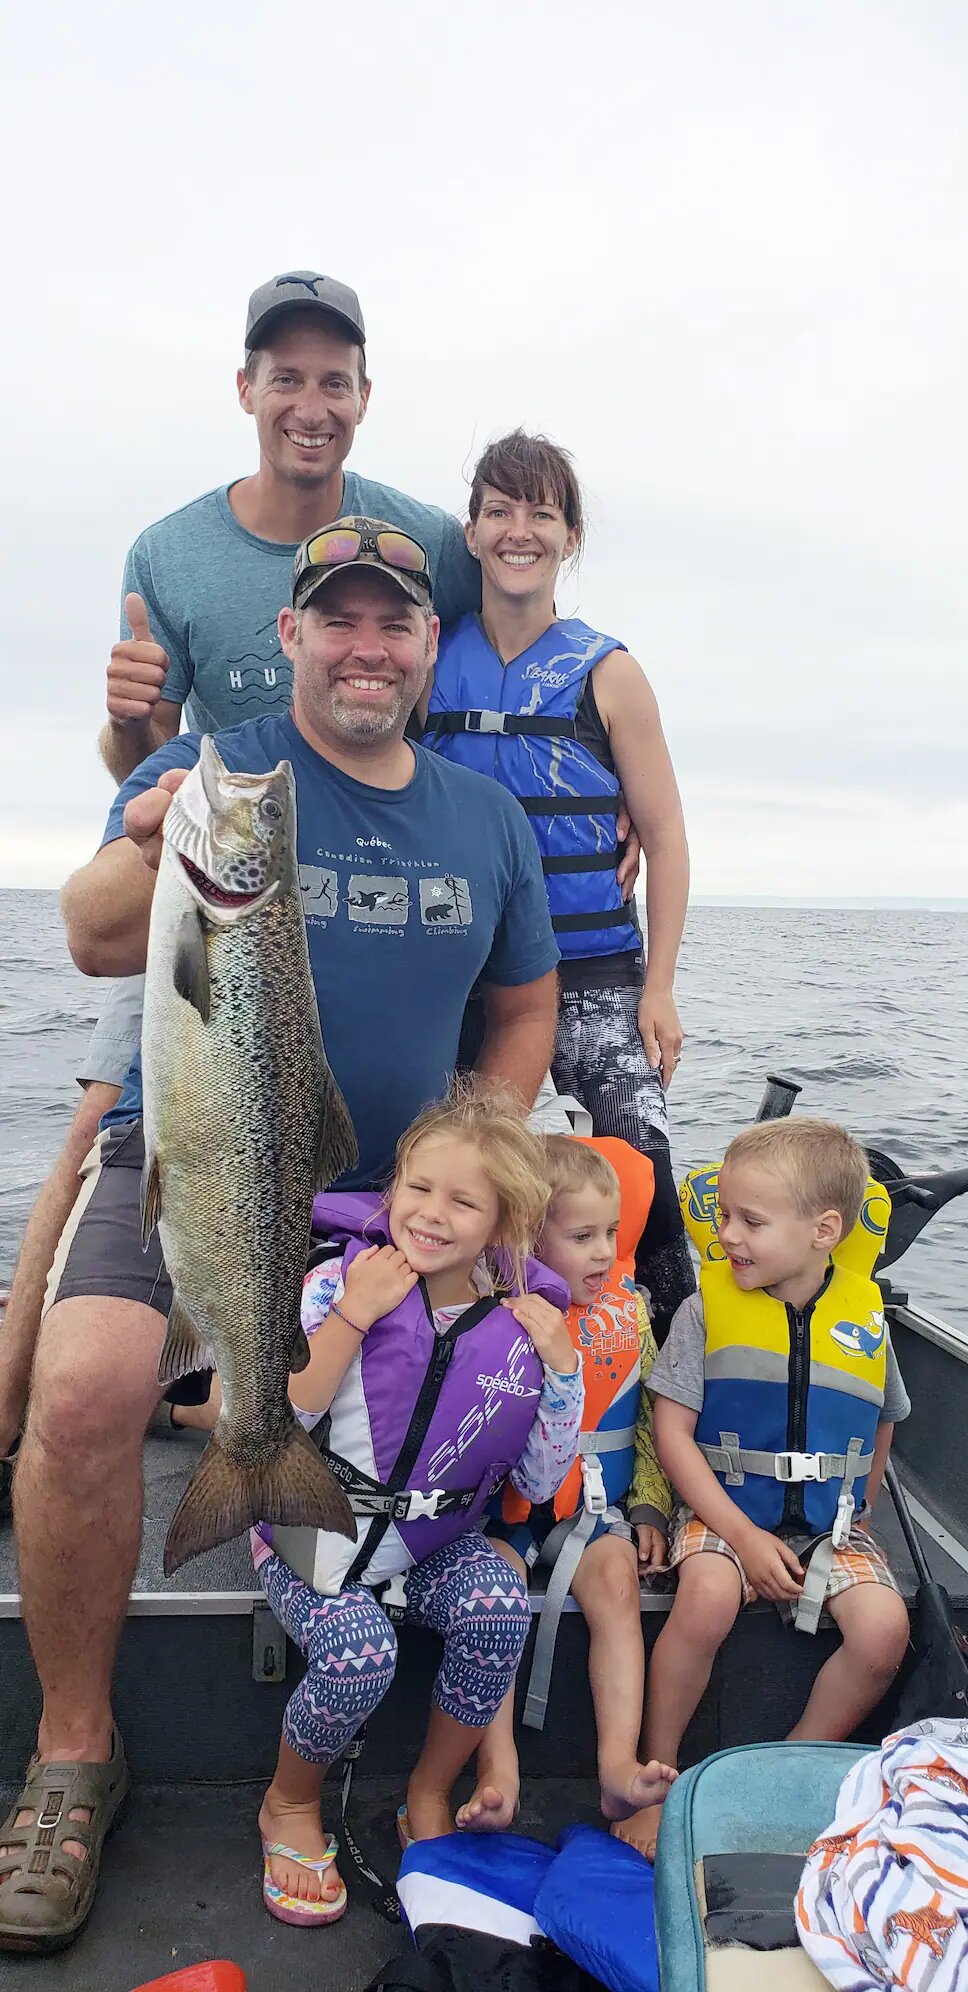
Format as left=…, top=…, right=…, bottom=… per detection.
left=460, top=1135, right=677, bottom=1838
left=634, top=1119, right=912, bottom=1863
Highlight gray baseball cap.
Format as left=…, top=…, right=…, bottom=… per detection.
left=245, top=271, right=365, bottom=352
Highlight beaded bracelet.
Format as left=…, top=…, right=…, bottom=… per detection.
left=330, top=1301, right=368, bottom=1337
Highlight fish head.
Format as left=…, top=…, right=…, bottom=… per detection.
left=162, top=737, right=296, bottom=924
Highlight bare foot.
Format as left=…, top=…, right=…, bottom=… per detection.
left=600, top=1755, right=678, bottom=1823
left=611, top=1798, right=669, bottom=1864
left=456, top=1780, right=519, bottom=1832
left=405, top=1779, right=454, bottom=1841
left=258, top=1789, right=343, bottom=1905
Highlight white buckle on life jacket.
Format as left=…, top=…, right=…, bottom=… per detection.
left=468, top=709, right=506, bottom=734
left=774, top=1451, right=831, bottom=1484
left=580, top=1453, right=608, bottom=1516
left=831, top=1486, right=855, bottom=1550
left=395, top=1488, right=445, bottom=1521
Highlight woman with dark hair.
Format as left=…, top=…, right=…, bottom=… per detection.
left=423, top=430, right=694, bottom=1342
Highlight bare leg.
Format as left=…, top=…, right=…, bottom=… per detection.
left=407, top=1704, right=495, bottom=1840
left=458, top=1537, right=526, bottom=1833
left=570, top=1534, right=677, bottom=1821
left=0, top=1085, right=117, bottom=1456
left=615, top=1553, right=743, bottom=1860
left=2, top=1293, right=164, bottom=1869
left=258, top=1740, right=342, bottom=1905
left=788, top=1583, right=909, bottom=1740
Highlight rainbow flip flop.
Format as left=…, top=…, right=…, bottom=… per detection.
left=261, top=1834, right=347, bottom=1927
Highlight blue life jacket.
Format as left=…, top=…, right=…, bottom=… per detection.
left=424, top=615, right=641, bottom=961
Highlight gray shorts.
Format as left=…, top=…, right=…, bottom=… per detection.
left=44, top=1118, right=172, bottom=1318
left=75, top=976, right=145, bottom=1089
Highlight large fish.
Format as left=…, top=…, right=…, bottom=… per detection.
left=141, top=736, right=357, bottom=1576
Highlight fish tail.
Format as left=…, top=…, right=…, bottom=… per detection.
left=162, top=1416, right=355, bottom=1577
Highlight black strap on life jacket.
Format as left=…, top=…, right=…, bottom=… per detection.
left=519, top=795, right=622, bottom=817
left=541, top=850, right=617, bottom=874
left=321, top=1449, right=478, bottom=1521
left=343, top=1291, right=499, bottom=1587
left=338, top=1725, right=402, bottom=1923
left=425, top=709, right=577, bottom=738
left=551, top=907, right=635, bottom=933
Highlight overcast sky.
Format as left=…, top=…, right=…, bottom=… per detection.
left=1, top=0, right=965, bottom=898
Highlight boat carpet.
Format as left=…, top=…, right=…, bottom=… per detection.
left=0, top=1774, right=604, bottom=1992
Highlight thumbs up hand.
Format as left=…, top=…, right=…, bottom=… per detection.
left=107, top=593, right=171, bottom=723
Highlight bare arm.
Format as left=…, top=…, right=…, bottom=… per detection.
left=98, top=592, right=183, bottom=785
left=290, top=1248, right=419, bottom=1415
left=860, top=1421, right=895, bottom=1521
left=61, top=768, right=187, bottom=977
left=99, top=700, right=183, bottom=786
left=475, top=970, right=558, bottom=1110
left=594, top=649, right=690, bottom=1085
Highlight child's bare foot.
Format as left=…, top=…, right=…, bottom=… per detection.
left=258, top=1789, right=343, bottom=1904
left=405, top=1777, right=454, bottom=1840
left=610, top=1798, right=668, bottom=1864
left=455, top=1779, right=519, bottom=1832
left=599, top=1756, right=678, bottom=1822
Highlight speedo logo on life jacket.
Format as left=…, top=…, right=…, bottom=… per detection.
left=476, top=1341, right=542, bottom=1397
left=425, top=1336, right=539, bottom=1486
left=829, top=1311, right=887, bottom=1359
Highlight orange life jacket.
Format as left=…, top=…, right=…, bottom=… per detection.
left=503, top=1136, right=654, bottom=1524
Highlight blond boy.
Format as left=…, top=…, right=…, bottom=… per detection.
left=628, top=1119, right=911, bottom=1860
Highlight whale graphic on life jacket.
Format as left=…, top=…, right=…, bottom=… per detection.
left=829, top=1310, right=887, bottom=1359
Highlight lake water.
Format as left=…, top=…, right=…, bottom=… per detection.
left=0, top=892, right=965, bottom=1321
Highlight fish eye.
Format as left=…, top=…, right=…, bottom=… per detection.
left=261, top=797, right=283, bottom=823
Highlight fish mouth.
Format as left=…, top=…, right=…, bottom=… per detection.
left=179, top=855, right=267, bottom=909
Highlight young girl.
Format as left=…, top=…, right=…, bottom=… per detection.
left=251, top=1085, right=583, bottom=1927
left=422, top=430, right=693, bottom=1344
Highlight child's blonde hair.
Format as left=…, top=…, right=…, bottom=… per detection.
left=723, top=1118, right=868, bottom=1236
left=391, top=1078, right=552, bottom=1294
left=542, top=1135, right=621, bottom=1206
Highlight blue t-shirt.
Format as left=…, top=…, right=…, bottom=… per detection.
left=121, top=478, right=482, bottom=734
left=101, top=716, right=558, bottom=1188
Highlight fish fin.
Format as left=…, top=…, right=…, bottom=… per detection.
left=290, top=1324, right=311, bottom=1374
left=141, top=1149, right=162, bottom=1247
left=173, top=908, right=211, bottom=1023
left=158, top=1296, right=214, bottom=1387
left=163, top=1415, right=355, bottom=1575
left=315, top=1065, right=359, bottom=1189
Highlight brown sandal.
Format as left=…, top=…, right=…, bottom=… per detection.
left=0, top=1727, right=129, bottom=1953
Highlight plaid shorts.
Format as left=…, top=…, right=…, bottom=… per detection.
left=669, top=1508, right=899, bottom=1615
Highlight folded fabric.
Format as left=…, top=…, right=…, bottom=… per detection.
left=388, top=1831, right=605, bottom=1990
left=534, top=1825, right=658, bottom=1992
left=796, top=1718, right=968, bottom=1989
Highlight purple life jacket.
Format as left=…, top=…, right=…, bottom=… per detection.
left=271, top=1192, right=569, bottom=1593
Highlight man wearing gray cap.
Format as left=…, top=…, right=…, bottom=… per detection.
left=0, top=272, right=482, bottom=1504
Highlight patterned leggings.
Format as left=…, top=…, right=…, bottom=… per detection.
left=552, top=979, right=697, bottom=1344
left=258, top=1532, right=531, bottom=1767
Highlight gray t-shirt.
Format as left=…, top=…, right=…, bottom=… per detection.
left=649, top=1289, right=911, bottom=1425
left=121, top=477, right=481, bottom=735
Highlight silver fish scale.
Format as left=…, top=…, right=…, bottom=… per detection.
left=143, top=847, right=342, bottom=1471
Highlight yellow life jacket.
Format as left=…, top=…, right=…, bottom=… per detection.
left=679, top=1164, right=890, bottom=1280
left=679, top=1161, right=888, bottom=1541
left=694, top=1257, right=886, bottom=1538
